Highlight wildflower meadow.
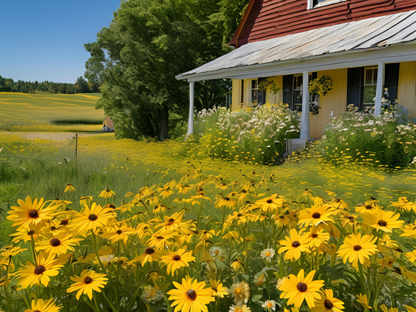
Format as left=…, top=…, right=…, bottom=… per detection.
left=1, top=129, right=416, bottom=312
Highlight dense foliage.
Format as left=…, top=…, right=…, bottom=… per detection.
left=85, top=0, right=249, bottom=140
left=177, top=104, right=300, bottom=164
left=317, top=104, right=416, bottom=168
left=0, top=75, right=98, bottom=94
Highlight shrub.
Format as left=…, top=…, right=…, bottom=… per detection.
left=316, top=104, right=416, bottom=168
left=178, top=104, right=300, bottom=164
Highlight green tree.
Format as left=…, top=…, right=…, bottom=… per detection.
left=75, top=76, right=89, bottom=93
left=84, top=0, right=232, bottom=140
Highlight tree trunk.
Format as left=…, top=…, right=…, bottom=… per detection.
left=158, top=106, right=169, bottom=141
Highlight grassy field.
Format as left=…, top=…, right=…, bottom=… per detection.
left=0, top=92, right=104, bottom=131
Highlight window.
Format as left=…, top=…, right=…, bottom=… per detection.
left=363, top=67, right=378, bottom=108
left=307, top=0, right=346, bottom=9
left=293, top=74, right=315, bottom=112
left=250, top=79, right=266, bottom=105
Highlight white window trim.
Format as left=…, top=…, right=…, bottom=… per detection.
left=307, top=0, right=347, bottom=10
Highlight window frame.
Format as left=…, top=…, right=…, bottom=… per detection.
left=363, top=66, right=378, bottom=107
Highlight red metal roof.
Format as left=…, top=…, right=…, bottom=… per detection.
left=229, top=0, right=416, bottom=47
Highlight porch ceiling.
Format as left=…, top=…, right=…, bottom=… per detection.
left=176, top=10, right=416, bottom=82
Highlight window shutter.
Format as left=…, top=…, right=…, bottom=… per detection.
left=384, top=63, right=400, bottom=103
left=283, top=75, right=293, bottom=109
left=258, top=77, right=266, bottom=105
left=347, top=67, right=364, bottom=109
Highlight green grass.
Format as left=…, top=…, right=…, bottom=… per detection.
left=0, top=92, right=104, bottom=131
left=1, top=132, right=416, bottom=248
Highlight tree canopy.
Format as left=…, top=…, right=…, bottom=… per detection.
left=85, top=0, right=249, bottom=140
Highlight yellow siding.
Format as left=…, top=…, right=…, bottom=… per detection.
left=265, top=76, right=283, bottom=104
left=309, top=69, right=348, bottom=138
left=398, top=61, right=416, bottom=119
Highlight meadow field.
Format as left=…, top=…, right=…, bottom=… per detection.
left=0, top=92, right=103, bottom=132
left=1, top=99, right=416, bottom=312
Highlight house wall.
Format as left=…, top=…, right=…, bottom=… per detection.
left=398, top=61, right=416, bottom=119
left=309, top=69, right=348, bottom=138
left=230, top=0, right=416, bottom=47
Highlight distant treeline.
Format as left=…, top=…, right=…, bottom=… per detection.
left=0, top=75, right=100, bottom=94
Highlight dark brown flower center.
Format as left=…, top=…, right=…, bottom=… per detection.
left=353, top=245, right=362, bottom=251
left=296, top=282, right=307, bottom=292
left=28, top=210, right=39, bottom=218
left=156, top=236, right=164, bottom=240
left=60, top=219, right=69, bottom=225
left=28, top=230, right=35, bottom=235
left=173, top=255, right=181, bottom=261
left=186, top=289, right=197, bottom=300
left=292, top=241, right=301, bottom=248
left=50, top=238, right=61, bottom=247
left=167, top=218, right=175, bottom=224
left=324, top=299, right=334, bottom=309
left=312, top=212, right=321, bottom=219
left=88, top=214, right=98, bottom=221
left=116, top=230, right=122, bottom=234
left=312, top=234, right=318, bottom=238
left=378, top=220, right=387, bottom=226
left=365, top=205, right=373, bottom=210
left=33, top=310, right=41, bottom=312
left=83, top=276, right=93, bottom=284
left=34, top=265, right=46, bottom=275
left=145, top=247, right=155, bottom=254
left=237, top=213, right=242, bottom=217
left=267, top=199, right=273, bottom=204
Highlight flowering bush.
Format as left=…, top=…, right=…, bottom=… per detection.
left=316, top=105, right=416, bottom=168
left=179, top=104, right=300, bottom=164
left=2, top=171, right=416, bottom=312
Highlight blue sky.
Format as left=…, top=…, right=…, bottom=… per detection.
left=0, top=0, right=120, bottom=83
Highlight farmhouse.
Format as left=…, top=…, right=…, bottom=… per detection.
left=177, top=0, right=416, bottom=139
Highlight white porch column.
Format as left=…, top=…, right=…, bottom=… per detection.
left=300, top=71, right=310, bottom=139
left=374, top=60, right=385, bottom=116
left=186, top=82, right=195, bottom=137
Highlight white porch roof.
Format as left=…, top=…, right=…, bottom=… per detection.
left=177, top=10, right=416, bottom=81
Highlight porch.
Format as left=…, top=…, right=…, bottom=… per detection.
left=177, top=10, right=416, bottom=139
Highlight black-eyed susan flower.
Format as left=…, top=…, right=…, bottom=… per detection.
left=229, top=281, right=250, bottom=305
left=311, top=289, right=344, bottom=312
left=231, top=258, right=246, bottom=273
left=278, top=269, right=324, bottom=308
left=298, top=205, right=336, bottom=227
left=147, top=230, right=174, bottom=250
left=35, top=232, right=81, bottom=255
left=104, top=224, right=135, bottom=244
left=337, top=233, right=377, bottom=265
left=16, top=251, right=68, bottom=288
left=214, top=194, right=237, bottom=209
left=209, top=279, right=228, bottom=298
left=307, top=227, right=330, bottom=248
left=130, top=247, right=162, bottom=266
left=7, top=196, right=56, bottom=228
left=161, top=249, right=195, bottom=275
left=167, top=276, right=215, bottom=312
left=24, top=299, right=60, bottom=312
left=10, top=222, right=44, bottom=243
left=70, top=203, right=116, bottom=235
left=64, top=184, right=75, bottom=192
left=255, top=194, right=285, bottom=213
left=67, top=269, right=108, bottom=300
left=400, top=222, right=416, bottom=238
left=99, top=186, right=115, bottom=199
left=278, top=229, right=310, bottom=261
left=361, top=206, right=404, bottom=233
